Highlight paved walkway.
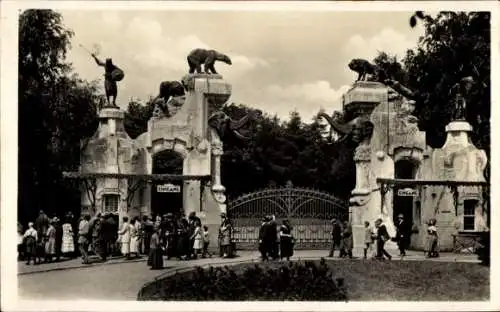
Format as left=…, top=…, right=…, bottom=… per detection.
left=18, top=248, right=479, bottom=300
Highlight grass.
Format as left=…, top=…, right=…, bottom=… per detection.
left=139, top=259, right=490, bottom=301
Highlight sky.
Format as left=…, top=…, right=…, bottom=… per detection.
left=61, top=10, right=425, bottom=122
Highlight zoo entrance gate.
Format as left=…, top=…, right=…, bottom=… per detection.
left=226, top=187, right=348, bottom=250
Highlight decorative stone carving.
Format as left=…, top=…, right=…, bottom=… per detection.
left=208, top=111, right=253, bottom=142
left=152, top=95, right=186, bottom=119
left=197, top=139, right=209, bottom=154
left=354, top=144, right=371, bottom=162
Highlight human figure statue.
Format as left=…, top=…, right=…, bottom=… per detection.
left=91, top=54, right=124, bottom=107
left=449, top=76, right=474, bottom=120
left=187, top=48, right=232, bottom=75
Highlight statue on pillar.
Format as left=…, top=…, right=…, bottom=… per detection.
left=187, top=49, right=232, bottom=75
left=91, top=54, right=124, bottom=107
left=348, top=59, right=388, bottom=82
left=449, top=76, right=474, bottom=121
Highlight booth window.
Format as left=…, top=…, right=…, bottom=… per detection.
left=463, top=200, right=476, bottom=231
left=103, top=194, right=119, bottom=214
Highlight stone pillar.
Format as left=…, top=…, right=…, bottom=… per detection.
left=192, top=75, right=231, bottom=246
left=350, top=145, right=372, bottom=248
left=441, top=120, right=488, bottom=237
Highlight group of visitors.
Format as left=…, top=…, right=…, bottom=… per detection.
left=327, top=214, right=440, bottom=260
left=258, top=215, right=295, bottom=261
left=19, top=210, right=442, bottom=266
left=19, top=210, right=84, bottom=265
left=146, top=211, right=237, bottom=270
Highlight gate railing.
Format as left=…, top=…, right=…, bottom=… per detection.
left=226, top=187, right=348, bottom=250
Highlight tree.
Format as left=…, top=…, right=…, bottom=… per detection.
left=18, top=10, right=100, bottom=223
left=373, top=12, right=490, bottom=160
left=372, top=52, right=408, bottom=85
left=124, top=97, right=155, bottom=139
left=403, top=12, right=490, bottom=154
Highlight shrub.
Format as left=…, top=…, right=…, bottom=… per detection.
left=141, top=259, right=348, bottom=301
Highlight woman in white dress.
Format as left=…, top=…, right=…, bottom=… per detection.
left=129, top=218, right=140, bottom=258
left=191, top=220, right=203, bottom=258
left=118, top=216, right=131, bottom=259
left=61, top=219, right=75, bottom=256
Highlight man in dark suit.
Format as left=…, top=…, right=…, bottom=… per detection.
left=328, top=218, right=343, bottom=258
left=395, top=214, right=410, bottom=256
left=258, top=217, right=268, bottom=260
left=375, top=218, right=392, bottom=260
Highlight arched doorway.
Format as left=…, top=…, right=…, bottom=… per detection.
left=393, top=159, right=417, bottom=227
left=151, top=150, right=184, bottom=218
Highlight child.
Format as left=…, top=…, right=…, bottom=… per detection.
left=202, top=225, right=212, bottom=258
left=363, top=221, right=374, bottom=259
left=23, top=222, right=38, bottom=265
left=426, top=219, right=439, bottom=258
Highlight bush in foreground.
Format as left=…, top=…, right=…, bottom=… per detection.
left=142, top=259, right=347, bottom=301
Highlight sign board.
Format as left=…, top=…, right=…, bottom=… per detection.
left=397, top=188, right=418, bottom=197
left=157, top=183, right=181, bottom=193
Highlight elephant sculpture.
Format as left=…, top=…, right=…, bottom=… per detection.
left=208, top=110, right=253, bottom=142
left=318, top=112, right=374, bottom=200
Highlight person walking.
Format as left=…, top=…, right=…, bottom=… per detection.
left=44, top=220, right=57, bottom=263
left=78, top=215, right=91, bottom=264
left=395, top=214, right=410, bottom=257
left=258, top=217, right=268, bottom=260
left=279, top=219, right=294, bottom=261
left=148, top=226, right=164, bottom=270
left=53, top=217, right=63, bottom=262
left=142, top=216, right=154, bottom=256
left=118, top=216, right=131, bottom=259
left=191, top=219, right=203, bottom=259
left=61, top=217, right=75, bottom=258
left=340, top=221, right=354, bottom=259
left=363, top=221, right=374, bottom=259
left=201, top=225, right=212, bottom=258
left=176, top=218, right=190, bottom=260
left=129, top=217, right=140, bottom=259
left=164, top=214, right=177, bottom=259
left=219, top=216, right=233, bottom=258
left=426, top=218, right=439, bottom=258
left=374, top=218, right=392, bottom=260
left=328, top=218, right=343, bottom=258
left=23, top=222, right=38, bottom=265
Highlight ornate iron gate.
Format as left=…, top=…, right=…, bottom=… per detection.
left=227, top=186, right=348, bottom=250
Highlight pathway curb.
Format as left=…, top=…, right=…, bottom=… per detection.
left=18, top=257, right=146, bottom=276
left=18, top=250, right=480, bottom=276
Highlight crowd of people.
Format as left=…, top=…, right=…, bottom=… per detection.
left=18, top=210, right=441, bottom=267
left=17, top=210, right=237, bottom=270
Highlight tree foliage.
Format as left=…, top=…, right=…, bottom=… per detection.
left=18, top=10, right=100, bottom=223
left=124, top=97, right=155, bottom=139
left=379, top=12, right=490, bottom=155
